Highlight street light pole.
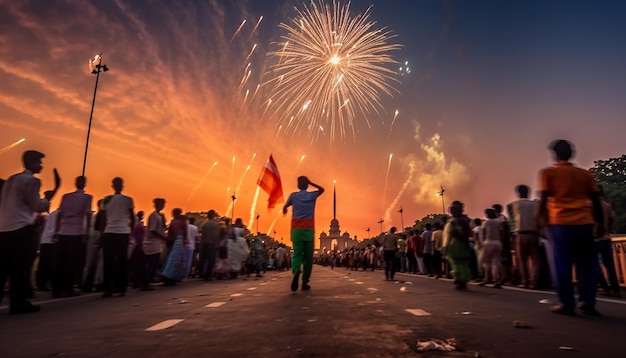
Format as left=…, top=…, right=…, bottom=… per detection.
left=256, top=213, right=260, bottom=234
left=378, top=218, right=384, bottom=233
left=398, top=206, right=404, bottom=232
left=83, top=53, right=108, bottom=176
left=231, top=192, right=237, bottom=220
left=438, top=185, right=446, bottom=214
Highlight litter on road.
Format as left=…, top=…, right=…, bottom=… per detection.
left=416, top=338, right=457, bottom=352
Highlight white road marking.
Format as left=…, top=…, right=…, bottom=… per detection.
left=406, top=309, right=431, bottom=316
left=260, top=283, right=268, bottom=285
left=355, top=282, right=364, bottom=285
left=205, top=302, right=226, bottom=308
left=367, top=288, right=378, bottom=292
left=247, top=287, right=257, bottom=290
left=230, top=293, right=243, bottom=297
left=146, top=319, right=184, bottom=331
left=349, top=279, right=355, bottom=281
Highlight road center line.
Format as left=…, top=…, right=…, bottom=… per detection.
left=146, top=319, right=184, bottom=331
left=206, top=302, right=226, bottom=308
left=406, top=308, right=431, bottom=316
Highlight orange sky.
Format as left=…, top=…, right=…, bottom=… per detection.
left=1, top=1, right=625, bottom=248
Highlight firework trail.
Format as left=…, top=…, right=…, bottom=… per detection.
left=384, top=161, right=416, bottom=224
left=226, top=165, right=251, bottom=218
left=239, top=63, right=252, bottom=91
left=270, top=124, right=283, bottom=149
left=230, top=19, right=246, bottom=43
left=249, top=186, right=261, bottom=230
left=0, top=138, right=25, bottom=155
left=249, top=16, right=264, bottom=39
left=264, top=0, right=401, bottom=142
left=227, top=156, right=236, bottom=193
left=387, top=109, right=399, bottom=138
left=268, top=210, right=282, bottom=237
left=295, top=154, right=306, bottom=172
left=251, top=84, right=261, bottom=101
left=185, top=161, right=218, bottom=206
left=244, top=44, right=257, bottom=64
left=226, top=154, right=254, bottom=218
left=383, top=153, right=393, bottom=209
left=242, top=89, right=250, bottom=108
left=262, top=98, right=273, bottom=119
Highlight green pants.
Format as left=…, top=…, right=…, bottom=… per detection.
left=291, top=229, right=314, bottom=284
left=448, top=257, right=471, bottom=283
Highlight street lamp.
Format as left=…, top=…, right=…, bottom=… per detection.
left=437, top=185, right=446, bottom=214
left=377, top=218, right=384, bottom=233
left=256, top=213, right=260, bottom=234
left=398, top=206, right=404, bottom=232
left=83, top=53, right=109, bottom=176
left=231, top=192, right=237, bottom=220
left=366, top=227, right=370, bottom=238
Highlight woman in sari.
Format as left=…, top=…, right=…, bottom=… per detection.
left=161, top=208, right=188, bottom=285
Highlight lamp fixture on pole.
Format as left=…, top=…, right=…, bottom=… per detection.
left=83, top=53, right=109, bottom=176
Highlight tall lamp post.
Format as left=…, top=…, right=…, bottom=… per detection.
left=231, top=192, right=237, bottom=220
left=256, top=213, right=260, bottom=234
left=366, top=227, right=371, bottom=238
left=437, top=185, right=446, bottom=214
left=377, top=218, right=384, bottom=233
left=398, top=206, right=404, bottom=232
left=83, top=53, right=109, bottom=176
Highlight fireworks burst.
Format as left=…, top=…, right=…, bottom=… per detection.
left=265, top=0, right=401, bottom=142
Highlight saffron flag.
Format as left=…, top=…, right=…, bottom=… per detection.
left=257, top=154, right=284, bottom=209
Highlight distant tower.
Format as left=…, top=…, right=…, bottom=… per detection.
left=329, top=183, right=340, bottom=237
left=318, top=181, right=357, bottom=251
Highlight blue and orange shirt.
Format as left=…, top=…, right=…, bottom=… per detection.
left=285, top=190, right=321, bottom=229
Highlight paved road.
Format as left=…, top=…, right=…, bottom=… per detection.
left=1, top=266, right=624, bottom=357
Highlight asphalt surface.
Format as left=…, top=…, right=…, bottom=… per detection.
left=1, top=266, right=625, bottom=357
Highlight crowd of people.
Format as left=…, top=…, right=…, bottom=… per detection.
left=0, top=150, right=290, bottom=314
left=318, top=140, right=622, bottom=316
left=0, top=139, right=622, bottom=317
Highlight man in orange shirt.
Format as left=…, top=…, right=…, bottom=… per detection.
left=537, top=140, right=604, bottom=316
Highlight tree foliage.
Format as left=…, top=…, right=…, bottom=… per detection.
left=590, top=155, right=626, bottom=234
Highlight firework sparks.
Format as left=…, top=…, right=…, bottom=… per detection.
left=249, top=16, right=264, bottom=39
left=387, top=109, right=399, bottom=138
left=227, top=156, right=236, bottom=193
left=383, top=153, right=393, bottom=209
left=225, top=164, right=252, bottom=218
left=230, top=20, right=247, bottom=43
left=185, top=161, right=218, bottom=206
left=0, top=138, right=25, bottom=155
left=265, top=0, right=401, bottom=142
left=249, top=186, right=261, bottom=230
left=244, top=44, right=257, bottom=64
left=384, top=161, right=416, bottom=223
left=295, top=154, right=306, bottom=171
left=268, top=210, right=282, bottom=236
left=398, top=60, right=411, bottom=76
